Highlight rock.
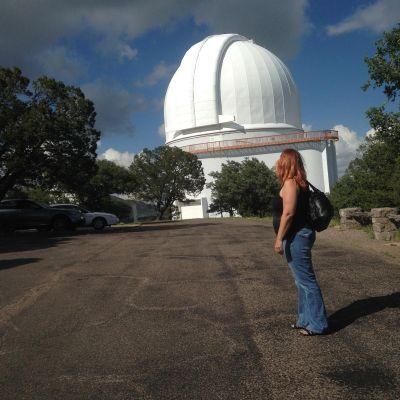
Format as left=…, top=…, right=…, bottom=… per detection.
left=341, top=220, right=362, bottom=229
left=341, top=207, right=399, bottom=241
left=372, top=221, right=397, bottom=233
left=372, top=217, right=388, bottom=223
left=339, top=208, right=361, bottom=218
left=374, top=230, right=398, bottom=241
left=339, top=208, right=371, bottom=228
left=353, top=212, right=371, bottom=225
left=370, top=208, right=398, bottom=218
left=388, top=214, right=400, bottom=229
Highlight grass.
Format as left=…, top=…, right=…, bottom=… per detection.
left=361, top=224, right=375, bottom=239
left=329, top=217, right=341, bottom=228
left=243, top=216, right=273, bottom=223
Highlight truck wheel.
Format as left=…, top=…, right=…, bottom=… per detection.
left=52, top=216, right=70, bottom=231
left=92, top=217, right=106, bottom=231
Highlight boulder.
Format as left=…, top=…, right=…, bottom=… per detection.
left=373, top=230, right=398, bottom=241
left=388, top=214, right=400, bottom=229
left=339, top=208, right=371, bottom=228
left=370, top=208, right=398, bottom=218
left=371, top=208, right=399, bottom=241
left=372, top=221, right=397, bottom=233
left=339, top=208, right=361, bottom=218
left=340, top=207, right=399, bottom=241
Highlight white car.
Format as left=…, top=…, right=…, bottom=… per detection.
left=51, top=204, right=119, bottom=230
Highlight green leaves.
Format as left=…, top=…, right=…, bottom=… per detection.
left=331, top=24, right=400, bottom=213
left=208, top=158, right=279, bottom=217
left=80, top=159, right=133, bottom=210
left=0, top=66, right=100, bottom=199
left=330, top=137, right=399, bottom=212
left=363, top=23, right=400, bottom=150
left=129, top=146, right=205, bottom=219
left=363, top=23, right=400, bottom=103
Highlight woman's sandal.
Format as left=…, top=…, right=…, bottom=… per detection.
left=290, top=323, right=304, bottom=330
left=298, top=328, right=323, bottom=336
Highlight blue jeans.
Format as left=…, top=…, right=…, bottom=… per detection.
left=283, top=227, right=328, bottom=333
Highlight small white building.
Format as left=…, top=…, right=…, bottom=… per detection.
left=164, top=34, right=338, bottom=219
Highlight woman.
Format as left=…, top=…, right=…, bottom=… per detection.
left=272, top=149, right=328, bottom=336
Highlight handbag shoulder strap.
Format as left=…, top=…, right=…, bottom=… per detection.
left=306, top=180, right=321, bottom=193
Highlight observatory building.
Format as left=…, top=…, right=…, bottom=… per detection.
left=164, top=34, right=338, bottom=219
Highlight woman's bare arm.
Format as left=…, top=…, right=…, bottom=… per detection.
left=274, top=179, right=298, bottom=254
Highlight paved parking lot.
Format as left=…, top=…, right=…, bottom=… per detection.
left=0, top=220, right=399, bottom=399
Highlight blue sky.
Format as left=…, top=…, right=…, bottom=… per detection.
left=1, top=0, right=399, bottom=175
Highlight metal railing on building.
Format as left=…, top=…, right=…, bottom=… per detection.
left=180, top=130, right=339, bottom=154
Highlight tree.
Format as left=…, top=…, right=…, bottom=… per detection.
left=4, top=185, right=76, bottom=205
left=207, top=161, right=242, bottom=216
left=80, top=159, right=133, bottom=210
left=363, top=23, right=400, bottom=152
left=330, top=140, right=398, bottom=211
left=130, top=146, right=205, bottom=219
left=330, top=25, right=400, bottom=211
left=208, top=158, right=279, bottom=217
left=5, top=159, right=134, bottom=218
left=0, top=67, right=100, bottom=200
left=392, top=156, right=400, bottom=205
left=236, top=158, right=279, bottom=217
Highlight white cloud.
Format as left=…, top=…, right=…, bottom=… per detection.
left=302, top=123, right=312, bottom=131
left=136, top=61, right=177, bottom=87
left=96, top=37, right=139, bottom=62
left=82, top=80, right=146, bottom=136
left=333, top=124, right=369, bottom=177
left=158, top=123, right=165, bottom=137
left=118, top=44, right=138, bottom=61
left=0, top=0, right=310, bottom=137
left=193, top=0, right=310, bottom=58
left=0, top=1, right=187, bottom=77
left=366, top=128, right=376, bottom=138
left=0, top=0, right=310, bottom=78
left=99, top=148, right=135, bottom=168
left=327, top=0, right=400, bottom=36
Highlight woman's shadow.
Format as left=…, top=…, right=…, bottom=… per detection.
left=328, top=292, right=400, bottom=334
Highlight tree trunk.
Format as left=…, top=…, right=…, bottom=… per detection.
left=158, top=205, right=169, bottom=220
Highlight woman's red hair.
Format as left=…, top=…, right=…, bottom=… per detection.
left=275, top=149, right=308, bottom=190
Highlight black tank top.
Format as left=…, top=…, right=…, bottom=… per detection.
left=272, top=184, right=310, bottom=238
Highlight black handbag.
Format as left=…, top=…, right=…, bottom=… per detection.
left=306, top=180, right=334, bottom=232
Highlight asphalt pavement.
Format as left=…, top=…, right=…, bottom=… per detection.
left=0, top=219, right=399, bottom=399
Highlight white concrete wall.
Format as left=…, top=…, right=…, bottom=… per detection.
left=181, top=205, right=204, bottom=220
left=323, top=140, right=338, bottom=192
left=188, top=141, right=338, bottom=218
left=179, top=198, right=209, bottom=220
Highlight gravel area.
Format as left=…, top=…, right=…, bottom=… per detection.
left=0, top=219, right=399, bottom=399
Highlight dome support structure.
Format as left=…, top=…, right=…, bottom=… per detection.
left=163, top=34, right=339, bottom=219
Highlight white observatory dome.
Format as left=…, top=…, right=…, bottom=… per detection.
left=165, top=34, right=301, bottom=143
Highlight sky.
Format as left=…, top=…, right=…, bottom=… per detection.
left=1, top=0, right=399, bottom=176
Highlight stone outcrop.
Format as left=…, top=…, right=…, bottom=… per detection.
left=339, top=207, right=399, bottom=241
left=339, top=207, right=371, bottom=229
left=371, top=208, right=399, bottom=241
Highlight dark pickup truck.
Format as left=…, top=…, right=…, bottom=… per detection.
left=0, top=199, right=84, bottom=232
